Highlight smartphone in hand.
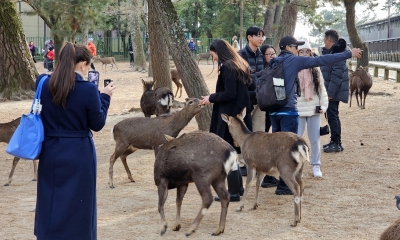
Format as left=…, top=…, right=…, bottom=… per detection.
left=104, top=79, right=113, bottom=87
left=88, top=71, right=100, bottom=86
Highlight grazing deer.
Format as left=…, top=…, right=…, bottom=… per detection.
left=221, top=108, right=309, bottom=227
left=93, top=55, right=118, bottom=73
left=349, top=66, right=373, bottom=109
left=155, top=131, right=237, bottom=236
left=197, top=52, right=213, bottom=65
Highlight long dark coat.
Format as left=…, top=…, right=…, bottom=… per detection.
left=34, top=73, right=111, bottom=240
left=209, top=64, right=252, bottom=151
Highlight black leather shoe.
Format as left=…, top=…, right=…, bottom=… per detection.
left=323, top=141, right=334, bottom=149
left=240, top=166, right=247, bottom=176
left=261, top=175, right=278, bottom=188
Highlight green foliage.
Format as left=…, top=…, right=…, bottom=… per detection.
left=174, top=0, right=265, bottom=38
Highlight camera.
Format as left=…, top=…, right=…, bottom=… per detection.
left=315, top=106, right=321, bottom=113
left=88, top=70, right=100, bottom=86
left=104, top=79, right=113, bottom=87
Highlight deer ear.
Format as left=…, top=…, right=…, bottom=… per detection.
left=221, top=114, right=229, bottom=123
left=164, top=134, right=175, bottom=142
left=239, top=108, right=246, bottom=120
left=141, top=79, right=145, bottom=84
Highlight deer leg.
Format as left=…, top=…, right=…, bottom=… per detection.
left=32, top=160, right=38, bottom=181
left=120, top=151, right=136, bottom=183
left=280, top=171, right=301, bottom=227
left=174, top=86, right=179, bottom=98
left=173, top=184, right=188, bottom=231
left=108, top=143, right=132, bottom=188
left=295, top=166, right=304, bottom=222
left=186, top=178, right=213, bottom=236
left=361, top=91, right=365, bottom=109
left=178, top=85, right=182, bottom=98
left=363, top=92, right=368, bottom=109
left=252, top=171, right=266, bottom=210
left=4, top=157, right=20, bottom=186
left=355, top=89, right=360, bottom=107
left=349, top=90, right=354, bottom=107
left=236, top=165, right=256, bottom=212
left=158, top=179, right=169, bottom=236
left=211, top=174, right=229, bottom=236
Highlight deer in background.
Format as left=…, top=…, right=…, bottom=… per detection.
left=154, top=131, right=237, bottom=236
left=170, top=68, right=183, bottom=98
left=140, top=79, right=174, bottom=117
left=221, top=108, right=309, bottom=227
left=349, top=66, right=373, bottom=109
left=93, top=55, right=118, bottom=73
left=1, top=117, right=38, bottom=186
left=197, top=52, right=213, bottom=65
left=108, top=98, right=204, bottom=188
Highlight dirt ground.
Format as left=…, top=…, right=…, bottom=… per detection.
left=1, top=60, right=400, bottom=240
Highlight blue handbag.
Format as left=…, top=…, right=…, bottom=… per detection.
left=6, top=75, right=49, bottom=160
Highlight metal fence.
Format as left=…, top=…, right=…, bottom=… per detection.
left=26, top=36, right=275, bottom=61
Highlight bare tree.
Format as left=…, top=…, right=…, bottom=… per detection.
left=127, top=0, right=147, bottom=72
left=148, top=0, right=212, bottom=131
left=0, top=0, right=37, bottom=101
left=148, top=0, right=172, bottom=89
left=274, top=1, right=298, bottom=50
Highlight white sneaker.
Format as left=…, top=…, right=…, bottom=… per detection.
left=313, top=165, right=323, bottom=178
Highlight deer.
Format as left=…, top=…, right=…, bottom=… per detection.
left=108, top=98, right=204, bottom=188
left=154, top=131, right=237, bottom=236
left=140, top=79, right=174, bottom=117
left=221, top=108, right=310, bottom=227
left=380, top=218, right=400, bottom=240
left=349, top=66, right=373, bottom=109
left=170, top=68, right=183, bottom=98
left=1, top=117, right=38, bottom=186
left=197, top=52, right=213, bottom=65
left=93, top=55, right=118, bottom=73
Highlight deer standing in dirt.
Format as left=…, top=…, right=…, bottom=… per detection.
left=197, top=52, right=213, bottom=65
left=140, top=79, right=174, bottom=117
left=349, top=66, right=373, bottom=109
left=170, top=68, right=183, bottom=98
left=108, top=98, right=204, bottom=188
left=93, top=55, right=118, bottom=73
left=155, top=131, right=237, bottom=236
left=221, top=108, right=309, bottom=227
left=1, top=117, right=38, bottom=186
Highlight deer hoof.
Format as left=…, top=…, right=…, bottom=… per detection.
left=160, top=225, right=167, bottom=236
left=291, top=220, right=300, bottom=227
left=4, top=182, right=10, bottom=186
left=172, top=224, right=181, bottom=231
left=32, top=178, right=37, bottom=182
left=235, top=206, right=243, bottom=212
left=109, top=185, right=115, bottom=189
left=185, top=230, right=195, bottom=236
left=251, top=203, right=259, bottom=210
left=211, top=230, right=223, bottom=236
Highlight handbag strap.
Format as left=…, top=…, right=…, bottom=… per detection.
left=31, top=75, right=50, bottom=115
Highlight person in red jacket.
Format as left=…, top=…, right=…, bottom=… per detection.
left=87, top=38, right=97, bottom=70
left=46, top=47, right=55, bottom=71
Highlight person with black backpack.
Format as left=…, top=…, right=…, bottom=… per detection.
left=262, top=35, right=362, bottom=195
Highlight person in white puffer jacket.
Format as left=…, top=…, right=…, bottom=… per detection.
left=297, top=41, right=329, bottom=177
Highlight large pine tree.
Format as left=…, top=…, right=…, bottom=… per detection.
left=0, top=0, right=37, bottom=101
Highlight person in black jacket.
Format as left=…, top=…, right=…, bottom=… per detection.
left=128, top=44, right=134, bottom=67
left=238, top=26, right=279, bottom=188
left=201, top=39, right=252, bottom=202
left=320, top=30, right=350, bottom=153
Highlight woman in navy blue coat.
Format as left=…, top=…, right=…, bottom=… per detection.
left=201, top=39, right=253, bottom=203
left=34, top=43, right=116, bottom=240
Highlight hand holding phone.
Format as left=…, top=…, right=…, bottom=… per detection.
left=88, top=71, right=100, bottom=86
left=104, top=79, right=113, bottom=87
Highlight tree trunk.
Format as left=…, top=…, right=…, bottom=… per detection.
left=263, top=3, right=276, bottom=38
left=53, top=34, right=63, bottom=68
left=344, top=0, right=368, bottom=68
left=148, top=0, right=172, bottom=89
left=0, top=0, right=37, bottom=101
left=149, top=0, right=212, bottom=131
left=128, top=0, right=147, bottom=72
left=274, top=2, right=298, bottom=51
left=273, top=4, right=283, bottom=39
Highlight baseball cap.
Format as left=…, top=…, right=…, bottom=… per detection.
left=279, top=35, right=305, bottom=49
left=297, top=40, right=311, bottom=51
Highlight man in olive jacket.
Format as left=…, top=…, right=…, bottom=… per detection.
left=320, top=30, right=350, bottom=153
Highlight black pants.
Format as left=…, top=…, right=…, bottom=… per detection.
left=326, top=100, right=341, bottom=143
left=265, top=113, right=271, bottom=132
left=129, top=54, right=134, bottom=65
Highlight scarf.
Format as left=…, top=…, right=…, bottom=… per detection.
left=298, top=69, right=314, bottom=100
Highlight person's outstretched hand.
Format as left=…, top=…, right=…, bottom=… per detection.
left=201, top=95, right=210, bottom=105
left=351, top=48, right=363, bottom=58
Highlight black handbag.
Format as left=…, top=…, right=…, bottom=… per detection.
left=320, top=125, right=330, bottom=136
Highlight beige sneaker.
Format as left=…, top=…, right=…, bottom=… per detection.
left=313, top=165, right=323, bottom=178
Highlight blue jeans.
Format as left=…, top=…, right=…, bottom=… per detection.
left=326, top=101, right=341, bottom=143
left=270, top=115, right=299, bottom=134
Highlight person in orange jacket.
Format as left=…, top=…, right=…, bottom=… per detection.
left=87, top=38, right=97, bottom=70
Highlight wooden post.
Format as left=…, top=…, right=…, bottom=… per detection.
left=373, top=66, right=378, bottom=77
left=397, top=70, right=400, bottom=83
left=384, top=67, right=389, bottom=80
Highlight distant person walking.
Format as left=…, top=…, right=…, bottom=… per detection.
left=188, top=38, right=196, bottom=56
left=232, top=36, right=239, bottom=51
left=128, top=44, right=134, bottom=67
left=29, top=41, right=36, bottom=63
left=87, top=38, right=97, bottom=70
left=43, top=39, right=53, bottom=70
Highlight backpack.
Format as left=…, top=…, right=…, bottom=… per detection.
left=256, top=59, right=299, bottom=112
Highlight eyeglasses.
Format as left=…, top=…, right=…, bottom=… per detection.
left=265, top=53, right=276, bottom=57
left=289, top=44, right=298, bottom=49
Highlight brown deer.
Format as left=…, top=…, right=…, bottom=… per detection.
left=155, top=131, right=237, bottom=236
left=108, top=98, right=204, bottom=188
left=349, top=66, right=373, bottom=109
left=221, top=108, right=309, bottom=227
left=1, top=117, right=38, bottom=186
left=380, top=218, right=400, bottom=240
left=140, top=79, right=174, bottom=117
left=197, top=52, right=213, bottom=65
left=93, top=55, right=118, bottom=73
left=170, top=68, right=183, bottom=98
